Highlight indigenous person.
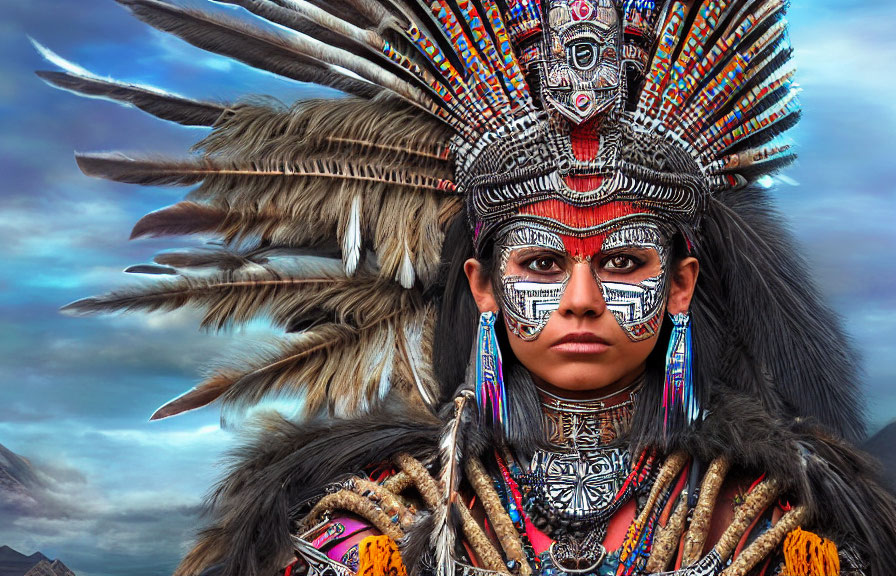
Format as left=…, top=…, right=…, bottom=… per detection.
left=43, top=0, right=896, bottom=575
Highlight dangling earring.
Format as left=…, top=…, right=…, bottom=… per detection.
left=663, top=312, right=699, bottom=435
left=476, top=311, right=509, bottom=436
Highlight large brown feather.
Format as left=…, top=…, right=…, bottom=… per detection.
left=117, top=0, right=382, bottom=98
left=60, top=258, right=417, bottom=331
left=130, top=202, right=227, bottom=239
left=36, top=70, right=227, bottom=126
left=77, top=152, right=453, bottom=192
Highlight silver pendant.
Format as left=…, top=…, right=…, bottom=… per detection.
left=530, top=448, right=629, bottom=515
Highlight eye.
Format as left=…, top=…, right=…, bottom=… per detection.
left=527, top=256, right=562, bottom=274
left=602, top=254, right=641, bottom=273
left=567, top=40, right=599, bottom=71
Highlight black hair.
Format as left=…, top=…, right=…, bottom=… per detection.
left=432, top=215, right=547, bottom=459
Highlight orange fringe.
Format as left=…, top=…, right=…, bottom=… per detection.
left=782, top=528, right=840, bottom=576
left=358, top=535, right=407, bottom=576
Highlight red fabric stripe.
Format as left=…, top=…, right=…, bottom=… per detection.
left=517, top=200, right=650, bottom=257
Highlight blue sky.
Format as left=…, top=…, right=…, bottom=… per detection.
left=1, top=1, right=894, bottom=575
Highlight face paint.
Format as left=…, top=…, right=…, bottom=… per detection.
left=498, top=225, right=569, bottom=341
left=598, top=225, right=668, bottom=341
left=497, top=222, right=669, bottom=342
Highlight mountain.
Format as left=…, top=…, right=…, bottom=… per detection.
left=23, top=559, right=76, bottom=576
left=0, top=547, right=76, bottom=576
left=863, top=420, right=896, bottom=492
left=0, top=444, right=43, bottom=515
left=0, top=445, right=41, bottom=487
left=0, top=546, right=49, bottom=576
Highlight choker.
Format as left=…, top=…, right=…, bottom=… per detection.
left=538, top=375, right=643, bottom=450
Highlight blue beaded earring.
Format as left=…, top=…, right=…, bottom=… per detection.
left=475, top=311, right=509, bottom=436
left=663, top=312, right=699, bottom=435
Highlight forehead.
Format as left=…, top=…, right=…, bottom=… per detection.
left=498, top=200, right=669, bottom=257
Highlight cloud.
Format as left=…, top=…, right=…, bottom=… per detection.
left=95, top=424, right=223, bottom=449
left=0, top=424, right=230, bottom=576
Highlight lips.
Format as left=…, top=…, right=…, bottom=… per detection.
left=551, top=332, right=610, bottom=354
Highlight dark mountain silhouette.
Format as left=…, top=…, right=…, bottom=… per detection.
left=864, top=420, right=896, bottom=492
left=0, top=545, right=66, bottom=576
left=0, top=546, right=76, bottom=576
left=0, top=546, right=48, bottom=576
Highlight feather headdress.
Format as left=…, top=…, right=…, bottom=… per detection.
left=38, top=0, right=862, bottom=442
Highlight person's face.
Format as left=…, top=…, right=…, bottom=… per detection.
left=465, top=220, right=698, bottom=394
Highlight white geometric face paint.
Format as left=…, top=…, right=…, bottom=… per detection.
left=598, top=225, right=668, bottom=341
left=497, top=222, right=669, bottom=342
left=498, top=225, right=569, bottom=340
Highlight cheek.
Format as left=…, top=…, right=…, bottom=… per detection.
left=502, top=317, right=550, bottom=367
left=500, top=278, right=568, bottom=341
left=600, top=271, right=667, bottom=342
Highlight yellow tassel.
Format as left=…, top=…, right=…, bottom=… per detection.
left=782, top=528, right=840, bottom=576
left=357, top=535, right=408, bottom=576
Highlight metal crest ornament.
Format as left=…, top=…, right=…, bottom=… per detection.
left=538, top=0, right=624, bottom=124
left=476, top=311, right=510, bottom=435
left=663, top=312, right=699, bottom=434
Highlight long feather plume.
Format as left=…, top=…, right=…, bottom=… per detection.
left=36, top=69, right=227, bottom=126
left=432, top=391, right=474, bottom=576
left=117, top=0, right=383, bottom=98
left=152, top=245, right=341, bottom=271
left=76, top=152, right=455, bottom=192
left=32, top=37, right=227, bottom=126
left=59, top=254, right=419, bottom=329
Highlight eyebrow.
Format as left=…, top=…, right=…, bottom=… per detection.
left=503, top=245, right=566, bottom=255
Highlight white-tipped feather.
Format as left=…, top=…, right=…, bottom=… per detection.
left=397, top=247, right=415, bottom=288
left=31, top=37, right=95, bottom=78
left=403, top=320, right=434, bottom=408
left=33, top=37, right=186, bottom=99
left=376, top=327, right=396, bottom=402
left=343, top=194, right=362, bottom=275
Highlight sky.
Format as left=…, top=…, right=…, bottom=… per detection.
left=0, top=1, right=894, bottom=575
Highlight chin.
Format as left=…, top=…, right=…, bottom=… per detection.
left=531, top=362, right=632, bottom=392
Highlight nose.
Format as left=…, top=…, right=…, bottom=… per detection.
left=558, top=261, right=606, bottom=317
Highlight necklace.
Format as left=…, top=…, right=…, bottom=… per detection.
left=497, top=449, right=656, bottom=575
left=537, top=375, right=642, bottom=452
left=507, top=376, right=648, bottom=573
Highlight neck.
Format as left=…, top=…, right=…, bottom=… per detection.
left=533, top=368, right=646, bottom=403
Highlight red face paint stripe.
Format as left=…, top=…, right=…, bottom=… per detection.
left=517, top=200, right=655, bottom=258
